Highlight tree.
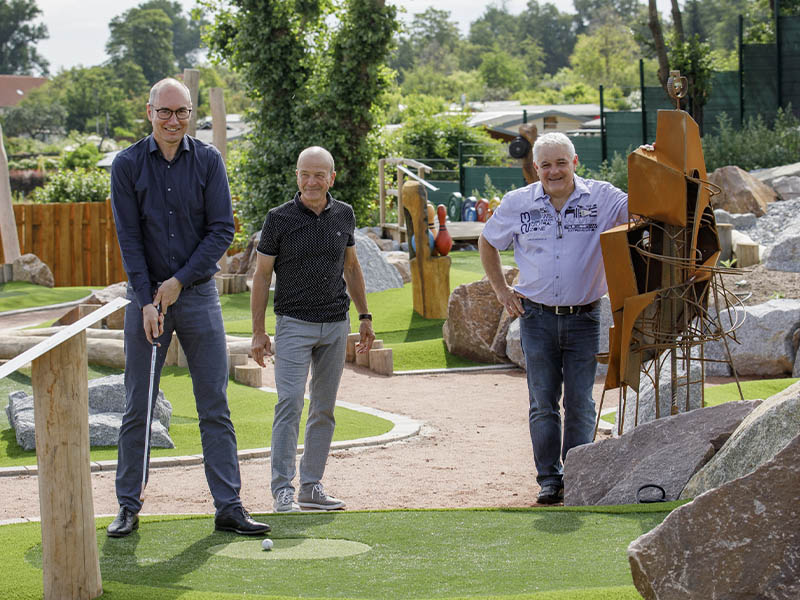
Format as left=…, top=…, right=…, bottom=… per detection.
left=0, top=0, right=48, bottom=75
left=138, top=0, right=207, bottom=69
left=570, top=19, right=641, bottom=89
left=2, top=85, right=64, bottom=138
left=518, top=1, right=578, bottom=75
left=573, top=0, right=645, bottom=33
left=107, top=7, right=175, bottom=84
left=53, top=66, right=135, bottom=134
left=479, top=49, right=529, bottom=96
left=205, top=0, right=398, bottom=229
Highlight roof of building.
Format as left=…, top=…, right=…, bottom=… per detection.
left=0, top=75, right=48, bottom=108
left=464, top=102, right=601, bottom=138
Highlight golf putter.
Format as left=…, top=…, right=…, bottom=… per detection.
left=140, top=304, right=160, bottom=501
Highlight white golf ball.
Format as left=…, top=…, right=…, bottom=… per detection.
left=261, top=538, right=273, bottom=551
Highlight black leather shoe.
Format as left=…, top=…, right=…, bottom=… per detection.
left=214, top=506, right=271, bottom=536
left=536, top=484, right=564, bottom=505
left=107, top=506, right=139, bottom=537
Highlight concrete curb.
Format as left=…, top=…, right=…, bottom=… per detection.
left=0, top=394, right=423, bottom=479
left=0, top=293, right=95, bottom=318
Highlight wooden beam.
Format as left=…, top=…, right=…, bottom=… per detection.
left=0, top=122, right=21, bottom=263
left=209, top=87, right=227, bottom=161
left=183, top=68, right=200, bottom=137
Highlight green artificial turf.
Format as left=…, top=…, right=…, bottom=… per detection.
left=0, top=365, right=392, bottom=468
left=1, top=505, right=679, bottom=600
left=221, top=251, right=518, bottom=372
left=600, top=377, right=799, bottom=424
left=0, top=281, right=94, bottom=312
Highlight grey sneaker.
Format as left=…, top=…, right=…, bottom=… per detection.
left=298, top=483, right=346, bottom=510
left=273, top=488, right=300, bottom=513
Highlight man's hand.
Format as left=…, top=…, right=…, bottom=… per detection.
left=355, top=318, right=375, bottom=354
left=153, top=277, right=183, bottom=316
left=497, top=285, right=524, bottom=318
left=142, top=303, right=164, bottom=344
left=251, top=331, right=274, bottom=367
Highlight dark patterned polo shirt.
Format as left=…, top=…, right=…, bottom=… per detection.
left=257, top=192, right=355, bottom=322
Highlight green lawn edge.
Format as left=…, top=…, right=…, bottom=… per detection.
left=0, top=281, right=95, bottom=313
left=2, top=506, right=676, bottom=600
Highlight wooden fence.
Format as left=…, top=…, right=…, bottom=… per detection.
left=0, top=199, right=126, bottom=287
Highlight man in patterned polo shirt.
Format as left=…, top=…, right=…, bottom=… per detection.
left=250, top=146, right=375, bottom=512
left=479, top=132, right=629, bottom=505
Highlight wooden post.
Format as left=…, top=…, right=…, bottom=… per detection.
left=228, top=353, right=248, bottom=378
left=369, top=347, right=393, bottom=375
left=346, top=333, right=361, bottom=362
left=235, top=364, right=263, bottom=387
left=735, top=242, right=760, bottom=267
left=209, top=87, right=227, bottom=161
left=0, top=122, right=21, bottom=263
left=356, top=339, right=382, bottom=367
left=31, top=332, right=102, bottom=600
left=183, top=68, right=200, bottom=137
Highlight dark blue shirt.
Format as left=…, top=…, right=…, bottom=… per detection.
left=110, top=135, right=234, bottom=309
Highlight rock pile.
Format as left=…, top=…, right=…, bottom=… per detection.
left=6, top=374, right=173, bottom=450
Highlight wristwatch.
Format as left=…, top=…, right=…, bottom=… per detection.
left=358, top=313, right=372, bottom=321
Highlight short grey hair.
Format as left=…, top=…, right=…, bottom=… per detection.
left=532, top=132, right=576, bottom=164
left=296, top=146, right=335, bottom=173
left=148, top=78, right=192, bottom=106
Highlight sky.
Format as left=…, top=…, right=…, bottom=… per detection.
left=34, top=0, right=671, bottom=74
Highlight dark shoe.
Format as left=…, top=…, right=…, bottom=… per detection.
left=107, top=506, right=139, bottom=537
left=536, top=484, right=564, bottom=505
left=214, top=506, right=271, bottom=536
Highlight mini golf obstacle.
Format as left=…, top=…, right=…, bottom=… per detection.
left=0, top=296, right=130, bottom=600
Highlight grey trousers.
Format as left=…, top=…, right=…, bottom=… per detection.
left=116, top=281, right=242, bottom=516
left=271, top=315, right=348, bottom=497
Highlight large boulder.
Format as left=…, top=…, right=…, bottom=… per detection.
left=620, top=357, right=703, bottom=434
left=772, top=175, right=800, bottom=201
left=628, top=433, right=800, bottom=600
left=11, top=253, right=54, bottom=288
left=563, top=400, right=759, bottom=506
left=750, top=161, right=800, bottom=186
left=713, top=208, right=757, bottom=230
left=443, top=267, right=517, bottom=364
left=708, top=165, right=776, bottom=216
left=504, top=318, right=524, bottom=367
left=681, top=380, right=800, bottom=499
left=353, top=230, right=403, bottom=293
left=56, top=281, right=128, bottom=328
left=706, top=299, right=800, bottom=376
left=383, top=250, right=411, bottom=283
left=763, top=218, right=800, bottom=272
left=5, top=375, right=174, bottom=450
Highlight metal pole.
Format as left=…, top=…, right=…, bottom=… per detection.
left=776, top=0, right=782, bottom=109
left=458, top=141, right=465, bottom=198
left=600, top=85, right=607, bottom=163
left=739, top=14, right=745, bottom=126
left=640, top=59, right=647, bottom=145
left=523, top=109, right=528, bottom=124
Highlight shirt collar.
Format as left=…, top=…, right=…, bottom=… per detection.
left=147, top=134, right=191, bottom=160
left=293, top=191, right=334, bottom=215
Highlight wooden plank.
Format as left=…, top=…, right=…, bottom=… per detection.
left=32, top=332, right=102, bottom=600
left=82, top=204, right=92, bottom=285
left=0, top=123, right=21, bottom=263
left=40, top=201, right=55, bottom=280
left=31, top=203, right=45, bottom=262
left=56, top=203, right=71, bottom=286
left=90, top=203, right=103, bottom=286
left=23, top=204, right=34, bottom=255
left=71, top=204, right=84, bottom=286
left=0, top=296, right=129, bottom=380
left=106, top=199, right=125, bottom=283
left=445, top=221, right=485, bottom=241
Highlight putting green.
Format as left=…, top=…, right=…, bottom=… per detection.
left=3, top=506, right=679, bottom=600
left=208, top=537, right=372, bottom=560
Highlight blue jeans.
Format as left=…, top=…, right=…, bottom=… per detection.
left=519, top=298, right=600, bottom=487
left=117, top=280, right=242, bottom=516
left=271, top=315, right=348, bottom=498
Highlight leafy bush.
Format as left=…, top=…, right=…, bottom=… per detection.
left=703, top=107, right=800, bottom=171
left=580, top=152, right=629, bottom=192
left=29, top=168, right=110, bottom=204
left=61, top=143, right=103, bottom=170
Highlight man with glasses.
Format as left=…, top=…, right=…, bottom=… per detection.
left=108, top=77, right=270, bottom=537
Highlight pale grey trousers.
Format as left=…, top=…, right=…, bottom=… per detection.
left=270, top=314, right=349, bottom=498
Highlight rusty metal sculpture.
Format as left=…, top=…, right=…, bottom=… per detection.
left=597, top=71, right=745, bottom=437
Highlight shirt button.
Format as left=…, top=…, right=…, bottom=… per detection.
left=167, top=187, right=172, bottom=192
left=169, top=210, right=173, bottom=215
left=170, top=233, right=175, bottom=237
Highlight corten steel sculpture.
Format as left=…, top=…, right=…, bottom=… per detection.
left=597, top=71, right=745, bottom=437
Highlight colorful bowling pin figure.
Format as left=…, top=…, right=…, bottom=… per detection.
left=426, top=203, right=436, bottom=233
left=476, top=198, right=489, bottom=222
left=435, top=204, right=453, bottom=256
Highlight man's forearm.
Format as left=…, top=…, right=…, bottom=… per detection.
left=250, top=275, right=270, bottom=334
left=478, top=235, right=509, bottom=295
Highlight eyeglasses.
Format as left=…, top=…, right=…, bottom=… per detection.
left=153, top=107, right=192, bottom=120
